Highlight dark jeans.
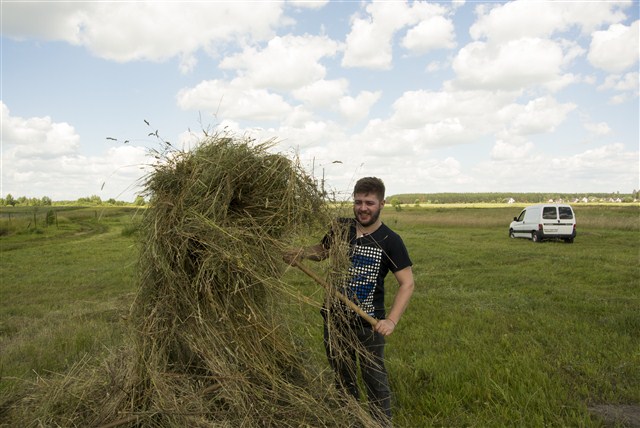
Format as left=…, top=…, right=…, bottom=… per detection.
left=323, top=316, right=391, bottom=422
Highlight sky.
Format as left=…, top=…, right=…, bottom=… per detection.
left=1, top=0, right=639, bottom=202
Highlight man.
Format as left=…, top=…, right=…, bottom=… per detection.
left=285, top=177, right=414, bottom=423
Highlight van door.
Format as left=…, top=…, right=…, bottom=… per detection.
left=541, top=206, right=559, bottom=234
left=556, top=206, right=575, bottom=236
left=541, top=206, right=574, bottom=236
left=513, top=207, right=540, bottom=236
left=512, top=209, right=528, bottom=237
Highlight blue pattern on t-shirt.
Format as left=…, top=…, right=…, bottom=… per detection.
left=348, top=245, right=383, bottom=316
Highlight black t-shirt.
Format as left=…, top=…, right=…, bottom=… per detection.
left=322, top=218, right=412, bottom=319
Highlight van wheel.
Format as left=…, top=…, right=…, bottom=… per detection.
left=509, top=229, right=515, bottom=239
left=532, top=232, right=541, bottom=242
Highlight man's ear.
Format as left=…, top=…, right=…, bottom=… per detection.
left=380, top=199, right=386, bottom=208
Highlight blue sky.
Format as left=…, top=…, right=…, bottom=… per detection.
left=2, top=0, right=638, bottom=202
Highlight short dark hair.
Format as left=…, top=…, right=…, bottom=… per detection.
left=353, top=177, right=385, bottom=201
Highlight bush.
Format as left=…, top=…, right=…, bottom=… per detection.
left=120, top=223, right=139, bottom=237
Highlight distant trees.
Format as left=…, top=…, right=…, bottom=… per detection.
left=76, top=195, right=103, bottom=205
left=389, top=192, right=639, bottom=205
left=0, top=194, right=51, bottom=206
left=0, top=191, right=635, bottom=207
left=390, top=197, right=402, bottom=211
left=0, top=194, right=140, bottom=206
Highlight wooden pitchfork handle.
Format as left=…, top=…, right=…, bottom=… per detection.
left=292, top=259, right=378, bottom=327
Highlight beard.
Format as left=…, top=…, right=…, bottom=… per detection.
left=354, top=206, right=381, bottom=227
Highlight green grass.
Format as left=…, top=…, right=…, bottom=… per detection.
left=1, top=205, right=638, bottom=426
left=384, top=205, right=639, bottom=426
left=285, top=205, right=639, bottom=426
left=0, top=207, right=139, bottom=398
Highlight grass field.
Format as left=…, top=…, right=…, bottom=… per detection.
left=1, top=204, right=638, bottom=426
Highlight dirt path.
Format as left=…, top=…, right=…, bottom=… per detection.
left=589, top=405, right=640, bottom=427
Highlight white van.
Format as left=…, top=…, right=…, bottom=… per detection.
left=509, top=204, right=576, bottom=243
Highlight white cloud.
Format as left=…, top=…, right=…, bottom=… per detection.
left=176, top=80, right=293, bottom=121
left=389, top=88, right=515, bottom=139
left=341, top=1, right=455, bottom=69
left=608, top=94, right=629, bottom=105
left=491, top=140, right=534, bottom=160
left=350, top=113, right=469, bottom=157
left=452, top=38, right=569, bottom=91
left=269, top=120, right=345, bottom=150
left=501, top=96, right=576, bottom=136
left=470, top=1, right=629, bottom=42
left=292, top=79, right=349, bottom=108
left=278, top=105, right=315, bottom=128
left=401, top=15, right=456, bottom=54
left=426, top=60, right=446, bottom=72
left=588, top=21, right=640, bottom=73
left=2, top=2, right=285, bottom=66
left=1, top=103, right=80, bottom=159
left=350, top=155, right=474, bottom=196
left=342, top=13, right=393, bottom=69
left=599, top=72, right=640, bottom=93
left=219, top=34, right=341, bottom=90
left=398, top=156, right=473, bottom=191
left=475, top=142, right=638, bottom=192
left=287, top=0, right=330, bottom=10
left=1, top=102, right=148, bottom=200
left=178, top=53, right=199, bottom=74
left=346, top=88, right=577, bottom=157
left=596, top=69, right=639, bottom=104
left=584, top=121, right=612, bottom=137
left=551, top=143, right=639, bottom=189
left=293, top=80, right=380, bottom=122
left=338, top=91, right=381, bottom=123
left=543, top=73, right=580, bottom=93
left=462, top=3, right=633, bottom=95
left=341, top=1, right=438, bottom=69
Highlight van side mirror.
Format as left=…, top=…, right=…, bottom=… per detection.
left=513, top=217, right=518, bottom=221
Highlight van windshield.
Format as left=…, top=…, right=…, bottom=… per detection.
left=559, top=207, right=574, bottom=219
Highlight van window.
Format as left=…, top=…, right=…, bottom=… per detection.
left=542, top=207, right=557, bottom=219
left=517, top=210, right=525, bottom=221
left=559, top=207, right=574, bottom=219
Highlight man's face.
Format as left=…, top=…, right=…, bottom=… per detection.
left=353, top=192, right=384, bottom=227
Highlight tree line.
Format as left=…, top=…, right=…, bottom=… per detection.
left=388, top=191, right=639, bottom=205
left=0, top=194, right=146, bottom=207
left=3, top=191, right=638, bottom=208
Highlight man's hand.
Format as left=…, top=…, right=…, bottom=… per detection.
left=283, top=244, right=327, bottom=265
left=283, top=248, right=304, bottom=265
left=375, top=318, right=397, bottom=336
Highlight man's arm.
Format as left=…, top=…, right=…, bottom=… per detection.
left=375, top=266, right=414, bottom=336
left=283, top=243, right=328, bottom=264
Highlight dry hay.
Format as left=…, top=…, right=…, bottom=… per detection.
left=2, top=135, right=380, bottom=427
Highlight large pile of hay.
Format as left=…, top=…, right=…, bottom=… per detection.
left=2, top=134, right=379, bottom=427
